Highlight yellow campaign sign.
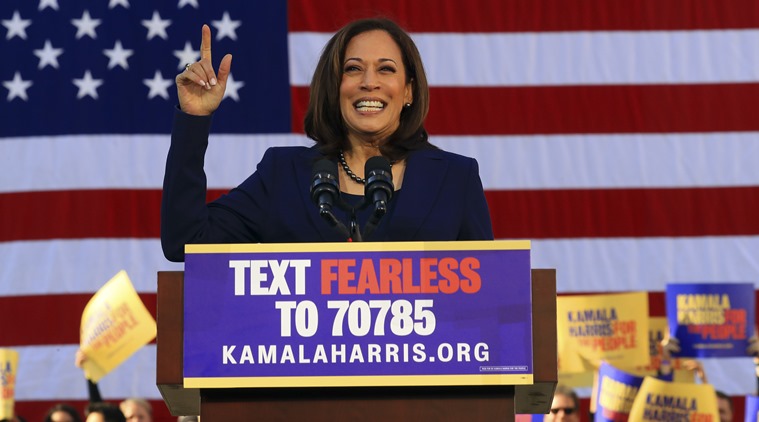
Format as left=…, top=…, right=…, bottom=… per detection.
left=0, top=349, right=19, bottom=420
left=629, top=376, right=718, bottom=421
left=559, top=370, right=595, bottom=389
left=80, top=270, right=156, bottom=382
left=559, top=317, right=694, bottom=384
left=557, top=292, right=649, bottom=372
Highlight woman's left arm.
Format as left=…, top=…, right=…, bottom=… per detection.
left=458, top=158, right=494, bottom=240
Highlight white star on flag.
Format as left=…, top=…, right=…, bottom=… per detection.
left=103, top=40, right=134, bottom=70
left=33, top=40, right=64, bottom=69
left=109, top=0, right=130, bottom=9
left=2, top=10, right=32, bottom=40
left=222, top=73, right=244, bottom=102
left=3, top=72, right=33, bottom=101
left=38, top=0, right=59, bottom=11
left=71, top=10, right=101, bottom=40
left=173, top=41, right=200, bottom=70
left=143, top=70, right=174, bottom=100
left=178, top=0, right=199, bottom=9
left=72, top=70, right=104, bottom=99
left=212, top=12, right=241, bottom=41
left=142, top=10, right=171, bottom=40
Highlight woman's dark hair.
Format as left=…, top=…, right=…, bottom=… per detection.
left=304, top=17, right=433, bottom=162
left=45, top=403, right=82, bottom=422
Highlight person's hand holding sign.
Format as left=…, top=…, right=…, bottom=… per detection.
left=176, top=24, right=233, bottom=116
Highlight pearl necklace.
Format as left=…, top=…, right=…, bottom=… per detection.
left=339, top=149, right=393, bottom=185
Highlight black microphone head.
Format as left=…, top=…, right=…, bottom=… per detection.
left=312, top=158, right=338, bottom=179
left=365, top=156, right=392, bottom=177
left=365, top=156, right=393, bottom=202
left=311, top=158, right=339, bottom=205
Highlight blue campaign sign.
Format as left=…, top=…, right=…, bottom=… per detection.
left=182, top=240, right=533, bottom=388
left=594, top=361, right=645, bottom=422
left=745, top=395, right=759, bottom=422
left=665, top=282, right=755, bottom=358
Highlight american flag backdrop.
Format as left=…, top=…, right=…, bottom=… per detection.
left=2, top=0, right=759, bottom=420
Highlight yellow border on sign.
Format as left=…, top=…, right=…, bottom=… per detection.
left=184, top=240, right=533, bottom=389
left=186, top=240, right=530, bottom=254
left=184, top=373, right=533, bottom=388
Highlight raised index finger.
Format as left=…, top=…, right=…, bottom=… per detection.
left=200, top=24, right=212, bottom=61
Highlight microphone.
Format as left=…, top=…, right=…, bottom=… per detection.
left=310, top=159, right=350, bottom=239
left=362, top=156, right=394, bottom=239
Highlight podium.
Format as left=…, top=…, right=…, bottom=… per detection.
left=156, top=267, right=556, bottom=421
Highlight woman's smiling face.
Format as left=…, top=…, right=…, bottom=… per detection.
left=340, top=29, right=413, bottom=146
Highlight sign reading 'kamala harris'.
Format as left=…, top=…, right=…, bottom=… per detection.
left=182, top=241, right=533, bottom=389
left=666, top=282, right=755, bottom=358
left=628, top=376, right=719, bottom=422
left=0, top=348, right=19, bottom=420
left=557, top=292, right=650, bottom=373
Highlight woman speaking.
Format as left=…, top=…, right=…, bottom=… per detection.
left=161, top=18, right=493, bottom=262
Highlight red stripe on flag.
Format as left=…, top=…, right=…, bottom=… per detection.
left=0, top=293, right=157, bottom=347
left=292, top=84, right=759, bottom=135
left=486, top=186, right=759, bottom=239
left=289, top=0, right=759, bottom=32
left=0, top=189, right=226, bottom=242
left=3, top=187, right=759, bottom=242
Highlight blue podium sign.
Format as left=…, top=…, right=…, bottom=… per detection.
left=183, top=240, right=533, bottom=388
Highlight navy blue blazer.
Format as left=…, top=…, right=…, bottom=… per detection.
left=161, top=110, right=494, bottom=262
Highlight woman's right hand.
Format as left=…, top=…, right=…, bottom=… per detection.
left=176, top=24, right=233, bottom=116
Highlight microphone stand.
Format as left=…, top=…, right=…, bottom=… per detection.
left=321, top=155, right=393, bottom=242
left=319, top=204, right=351, bottom=240
left=361, top=202, right=385, bottom=240
left=350, top=209, right=363, bottom=242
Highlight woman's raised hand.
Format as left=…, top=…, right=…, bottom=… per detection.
left=176, top=24, right=233, bottom=116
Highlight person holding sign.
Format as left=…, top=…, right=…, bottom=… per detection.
left=161, top=18, right=493, bottom=261
left=75, top=351, right=153, bottom=422
left=660, top=337, right=744, bottom=422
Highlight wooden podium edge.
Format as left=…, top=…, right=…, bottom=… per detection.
left=515, top=268, right=558, bottom=414
left=156, top=271, right=200, bottom=416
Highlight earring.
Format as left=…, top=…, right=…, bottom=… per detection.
left=404, top=103, right=411, bottom=107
